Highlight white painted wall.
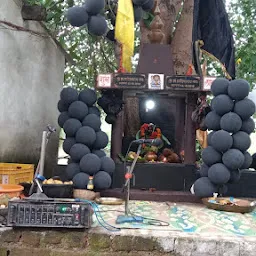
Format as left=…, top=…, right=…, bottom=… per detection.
left=0, top=0, right=65, bottom=176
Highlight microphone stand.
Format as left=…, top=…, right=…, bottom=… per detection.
left=116, top=144, right=144, bottom=224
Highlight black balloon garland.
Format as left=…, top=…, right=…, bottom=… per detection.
left=66, top=0, right=155, bottom=38
left=193, top=78, right=255, bottom=198
left=58, top=87, right=116, bottom=191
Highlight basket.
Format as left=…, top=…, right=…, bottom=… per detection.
left=73, top=189, right=99, bottom=200
left=0, top=163, right=34, bottom=185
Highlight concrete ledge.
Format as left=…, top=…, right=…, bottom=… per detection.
left=1, top=227, right=256, bottom=256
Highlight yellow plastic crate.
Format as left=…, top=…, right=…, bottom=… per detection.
left=0, top=163, right=34, bottom=184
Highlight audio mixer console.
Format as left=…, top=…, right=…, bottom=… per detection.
left=7, top=199, right=92, bottom=229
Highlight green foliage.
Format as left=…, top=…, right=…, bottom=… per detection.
left=228, top=0, right=256, bottom=88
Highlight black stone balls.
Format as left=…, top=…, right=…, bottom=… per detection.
left=199, top=163, right=209, bottom=177
left=234, top=98, right=256, bottom=120
left=193, top=177, right=217, bottom=198
left=232, top=131, right=251, bottom=152
left=80, top=153, right=101, bottom=175
left=211, top=94, right=234, bottom=116
left=84, top=0, right=105, bottom=15
left=220, top=112, right=242, bottom=133
left=58, top=112, right=69, bottom=128
left=205, top=111, right=221, bottom=131
left=76, top=126, right=96, bottom=147
left=69, top=143, right=91, bottom=162
left=228, top=79, right=250, bottom=101
left=88, top=15, right=108, bottom=36
left=211, top=78, right=229, bottom=96
left=79, top=88, right=97, bottom=107
left=211, top=130, right=233, bottom=152
left=66, top=163, right=81, bottom=180
left=92, top=149, right=106, bottom=158
left=73, top=172, right=90, bottom=189
left=222, top=149, right=245, bottom=170
left=58, top=100, right=68, bottom=112
left=142, top=0, right=154, bottom=11
left=60, top=87, right=79, bottom=106
left=89, top=106, right=101, bottom=116
left=93, top=131, right=109, bottom=149
left=63, top=137, right=76, bottom=154
left=229, top=169, right=241, bottom=184
left=101, top=156, right=115, bottom=174
left=94, top=171, right=112, bottom=190
left=241, top=118, right=255, bottom=134
left=68, top=101, right=88, bottom=121
left=134, top=6, right=143, bottom=22
left=63, top=118, right=82, bottom=137
left=208, top=163, right=231, bottom=185
left=82, top=114, right=101, bottom=132
left=66, top=6, right=89, bottom=27
left=202, top=146, right=222, bottom=166
left=207, top=131, right=216, bottom=146
left=241, top=151, right=253, bottom=169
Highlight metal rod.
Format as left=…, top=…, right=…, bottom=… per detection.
left=124, top=144, right=142, bottom=215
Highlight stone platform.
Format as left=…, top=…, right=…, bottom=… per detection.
left=1, top=201, right=256, bottom=256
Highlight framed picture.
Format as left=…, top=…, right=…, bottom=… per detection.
left=97, top=74, right=112, bottom=88
left=148, top=74, right=164, bottom=90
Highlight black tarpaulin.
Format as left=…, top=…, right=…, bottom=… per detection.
left=193, top=0, right=236, bottom=79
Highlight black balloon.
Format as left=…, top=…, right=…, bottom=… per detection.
left=68, top=101, right=88, bottom=121
left=211, top=94, right=234, bottom=116
left=220, top=112, right=242, bottom=133
left=93, top=131, right=109, bottom=149
left=75, top=126, right=96, bottom=147
left=133, top=0, right=150, bottom=6
left=222, top=149, right=245, bottom=170
left=228, top=169, right=241, bottom=184
left=211, top=130, right=233, bottom=152
left=66, top=6, right=89, bottom=27
left=92, top=149, right=106, bottom=158
left=142, top=0, right=154, bottom=11
left=94, top=171, right=112, bottom=190
left=58, top=112, right=70, bottom=128
left=211, top=78, right=229, bottom=96
left=58, top=100, right=69, bottom=112
left=73, top=172, right=90, bottom=189
left=202, top=146, right=222, bottom=166
left=63, top=137, right=76, bottom=154
left=89, top=106, right=101, bottom=116
left=66, top=163, right=81, bottom=180
left=205, top=111, right=221, bottom=131
left=82, top=114, right=101, bottom=131
left=234, top=98, right=256, bottom=120
left=60, top=87, right=78, bottom=106
left=63, top=118, right=82, bottom=137
left=241, top=118, right=255, bottom=134
left=199, top=163, right=209, bottom=177
left=100, top=156, right=115, bottom=174
left=80, top=153, right=101, bottom=175
left=79, top=88, right=97, bottom=107
left=207, top=131, right=216, bottom=146
left=69, top=143, right=91, bottom=162
left=241, top=152, right=253, bottom=169
left=232, top=131, right=251, bottom=152
left=88, top=15, right=108, bottom=36
left=208, top=163, right=231, bottom=185
left=193, top=177, right=217, bottom=198
left=84, top=0, right=105, bottom=15
left=228, top=79, right=250, bottom=101
left=134, top=5, right=143, bottom=22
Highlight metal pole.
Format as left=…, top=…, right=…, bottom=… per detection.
left=124, top=144, right=142, bottom=215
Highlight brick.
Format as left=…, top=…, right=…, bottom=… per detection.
left=41, top=231, right=64, bottom=246
left=61, top=232, right=88, bottom=249
left=217, top=241, right=240, bottom=256
left=155, top=237, right=175, bottom=252
left=88, top=233, right=111, bottom=250
left=112, top=235, right=133, bottom=251
left=239, top=241, right=256, bottom=256
left=21, top=231, right=41, bottom=246
left=191, top=239, right=217, bottom=256
left=132, top=236, right=156, bottom=251
left=0, top=230, right=21, bottom=243
left=0, top=248, right=8, bottom=256
left=174, top=238, right=195, bottom=256
left=9, top=248, right=51, bottom=256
